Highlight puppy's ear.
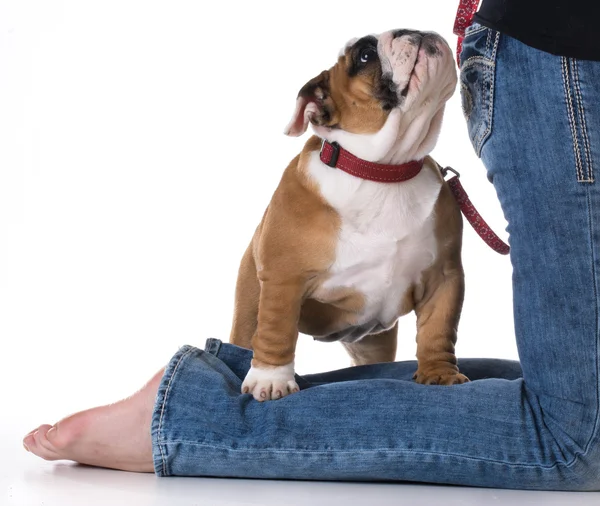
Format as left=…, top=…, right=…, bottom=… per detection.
left=284, top=70, right=339, bottom=136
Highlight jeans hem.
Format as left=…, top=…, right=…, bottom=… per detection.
left=204, top=337, right=222, bottom=356
left=151, top=344, right=196, bottom=477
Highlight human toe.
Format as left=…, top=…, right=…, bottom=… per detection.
left=24, top=425, right=61, bottom=460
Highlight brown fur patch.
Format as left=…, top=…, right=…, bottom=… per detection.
left=230, top=137, right=344, bottom=365
left=328, top=56, right=390, bottom=133
left=342, top=323, right=398, bottom=366
left=294, top=42, right=392, bottom=135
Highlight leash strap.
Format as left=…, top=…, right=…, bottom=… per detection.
left=451, top=3, right=508, bottom=254
left=453, top=0, right=481, bottom=62
left=443, top=167, right=510, bottom=255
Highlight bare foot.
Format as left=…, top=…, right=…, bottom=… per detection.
left=22, top=368, right=165, bottom=472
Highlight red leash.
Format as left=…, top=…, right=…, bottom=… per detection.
left=451, top=2, right=509, bottom=253
left=442, top=167, right=510, bottom=255
left=453, top=0, right=481, bottom=62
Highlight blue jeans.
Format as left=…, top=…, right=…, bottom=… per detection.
left=151, top=25, right=600, bottom=490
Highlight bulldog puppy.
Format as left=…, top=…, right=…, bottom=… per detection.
left=230, top=29, right=466, bottom=401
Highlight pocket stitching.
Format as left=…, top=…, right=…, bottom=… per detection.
left=464, top=25, right=488, bottom=38
left=572, top=60, right=594, bottom=182
left=461, top=56, right=495, bottom=68
left=561, top=56, right=586, bottom=182
left=474, top=32, right=500, bottom=155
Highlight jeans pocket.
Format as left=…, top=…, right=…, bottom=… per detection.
left=459, top=23, right=501, bottom=156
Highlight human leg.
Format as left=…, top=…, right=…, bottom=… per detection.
left=149, top=28, right=600, bottom=490
left=22, top=340, right=520, bottom=472
left=24, top=27, right=600, bottom=491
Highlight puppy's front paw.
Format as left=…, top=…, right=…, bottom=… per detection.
left=241, top=362, right=299, bottom=401
left=413, top=364, right=469, bottom=386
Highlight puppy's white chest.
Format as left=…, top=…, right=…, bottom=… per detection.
left=309, top=153, right=441, bottom=333
left=329, top=222, right=435, bottom=324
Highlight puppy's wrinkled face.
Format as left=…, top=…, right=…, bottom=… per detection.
left=285, top=29, right=457, bottom=141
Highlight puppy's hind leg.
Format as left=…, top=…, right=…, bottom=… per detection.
left=342, top=323, right=398, bottom=366
left=229, top=244, right=260, bottom=350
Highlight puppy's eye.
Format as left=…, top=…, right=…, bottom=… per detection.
left=360, top=48, right=376, bottom=63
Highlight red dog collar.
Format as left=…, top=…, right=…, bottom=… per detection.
left=320, top=140, right=424, bottom=183
left=319, top=139, right=510, bottom=255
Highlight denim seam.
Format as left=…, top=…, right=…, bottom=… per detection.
left=485, top=25, right=492, bottom=57
left=156, top=347, right=195, bottom=476
left=557, top=190, right=600, bottom=478
left=205, top=337, right=222, bottom=356
left=561, top=57, right=586, bottom=182
left=460, top=57, right=494, bottom=156
left=157, top=440, right=573, bottom=471
left=581, top=189, right=600, bottom=458
left=474, top=31, right=499, bottom=155
left=464, top=25, right=487, bottom=38
left=572, top=61, right=594, bottom=183
left=461, top=56, right=495, bottom=67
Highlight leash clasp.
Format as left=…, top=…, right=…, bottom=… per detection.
left=441, top=166, right=460, bottom=179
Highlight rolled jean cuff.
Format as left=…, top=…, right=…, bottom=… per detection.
left=151, top=344, right=197, bottom=477
left=150, top=339, right=251, bottom=477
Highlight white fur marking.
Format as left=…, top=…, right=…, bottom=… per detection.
left=242, top=362, right=299, bottom=402
left=309, top=153, right=442, bottom=338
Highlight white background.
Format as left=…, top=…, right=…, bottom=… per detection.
left=0, top=1, right=561, bottom=505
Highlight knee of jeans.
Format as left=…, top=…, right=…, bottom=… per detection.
left=568, top=444, right=600, bottom=491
